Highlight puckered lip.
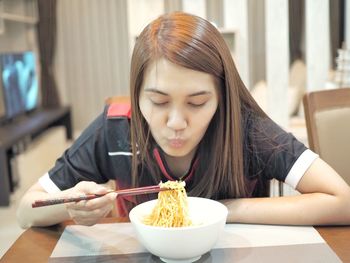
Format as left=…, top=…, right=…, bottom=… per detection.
left=167, top=137, right=186, bottom=140
left=167, top=138, right=186, bottom=148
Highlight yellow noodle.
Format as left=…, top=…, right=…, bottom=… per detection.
left=143, top=181, right=192, bottom=227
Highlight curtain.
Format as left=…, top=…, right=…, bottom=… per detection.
left=37, top=0, right=60, bottom=108
left=329, top=0, right=345, bottom=69
left=289, top=0, right=304, bottom=64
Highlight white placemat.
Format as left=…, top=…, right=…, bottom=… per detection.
left=51, top=223, right=326, bottom=258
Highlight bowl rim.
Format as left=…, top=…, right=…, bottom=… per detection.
left=129, top=196, right=228, bottom=231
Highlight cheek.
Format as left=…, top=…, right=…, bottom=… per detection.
left=193, top=113, right=212, bottom=130
left=192, top=106, right=217, bottom=134
left=139, top=99, right=152, bottom=124
left=139, top=102, right=164, bottom=133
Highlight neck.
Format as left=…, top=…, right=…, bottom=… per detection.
left=163, top=149, right=196, bottom=179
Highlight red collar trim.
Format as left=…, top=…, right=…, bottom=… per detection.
left=153, top=148, right=173, bottom=181
left=185, top=158, right=198, bottom=182
left=107, top=103, right=131, bottom=118
left=153, top=148, right=198, bottom=182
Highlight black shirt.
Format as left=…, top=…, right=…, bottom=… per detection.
left=40, top=104, right=318, bottom=209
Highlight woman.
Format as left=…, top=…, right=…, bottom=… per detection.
left=17, top=12, right=350, bottom=228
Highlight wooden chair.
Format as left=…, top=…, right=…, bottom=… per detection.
left=303, top=88, right=350, bottom=185
left=105, top=96, right=130, bottom=105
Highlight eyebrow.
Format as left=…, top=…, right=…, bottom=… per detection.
left=144, top=88, right=212, bottom=97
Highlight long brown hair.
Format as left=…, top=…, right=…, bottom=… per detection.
left=130, top=12, right=266, bottom=199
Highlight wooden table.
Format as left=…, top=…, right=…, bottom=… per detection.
left=1, top=218, right=350, bottom=263
left=0, top=106, right=72, bottom=206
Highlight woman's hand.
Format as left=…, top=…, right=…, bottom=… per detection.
left=65, top=181, right=117, bottom=226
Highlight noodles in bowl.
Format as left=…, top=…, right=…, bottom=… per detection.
left=129, top=181, right=228, bottom=263
left=143, top=181, right=192, bottom=227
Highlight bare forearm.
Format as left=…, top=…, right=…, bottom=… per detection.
left=221, top=193, right=350, bottom=225
left=17, top=190, right=71, bottom=228
left=17, top=181, right=117, bottom=228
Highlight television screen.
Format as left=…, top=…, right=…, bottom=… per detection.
left=0, top=79, right=5, bottom=120
left=1, top=51, right=39, bottom=119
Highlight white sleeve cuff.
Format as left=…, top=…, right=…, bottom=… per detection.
left=38, top=173, right=61, bottom=193
left=284, top=149, right=319, bottom=189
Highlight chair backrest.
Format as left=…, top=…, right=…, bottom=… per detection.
left=104, top=95, right=131, bottom=216
left=303, top=88, right=350, bottom=185
left=105, top=96, right=130, bottom=105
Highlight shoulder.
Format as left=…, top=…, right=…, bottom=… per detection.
left=242, top=110, right=307, bottom=181
left=105, top=102, right=131, bottom=119
left=243, top=111, right=289, bottom=146
left=102, top=103, right=132, bottom=152
left=243, top=110, right=306, bottom=154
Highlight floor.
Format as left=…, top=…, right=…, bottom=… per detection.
left=0, top=127, right=72, bottom=258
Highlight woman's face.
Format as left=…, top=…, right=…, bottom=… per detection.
left=139, top=58, right=219, bottom=158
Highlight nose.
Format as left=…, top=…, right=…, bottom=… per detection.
left=167, top=107, right=187, bottom=131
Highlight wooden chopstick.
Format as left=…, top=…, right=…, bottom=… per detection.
left=32, top=185, right=168, bottom=208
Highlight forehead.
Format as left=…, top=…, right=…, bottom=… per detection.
left=142, top=58, right=217, bottom=94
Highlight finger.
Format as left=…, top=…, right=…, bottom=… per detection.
left=66, top=199, right=87, bottom=210
left=83, top=194, right=116, bottom=210
left=67, top=194, right=114, bottom=211
left=106, top=192, right=118, bottom=201
left=75, top=181, right=108, bottom=195
left=68, top=203, right=113, bottom=225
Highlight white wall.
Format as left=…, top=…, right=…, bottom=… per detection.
left=305, top=0, right=331, bottom=91
left=346, top=0, right=350, bottom=48
left=53, top=0, right=339, bottom=131
left=127, top=0, right=164, bottom=56
left=55, top=0, right=130, bottom=131
left=182, top=0, right=206, bottom=18
left=223, top=0, right=250, bottom=88
left=265, top=0, right=289, bottom=127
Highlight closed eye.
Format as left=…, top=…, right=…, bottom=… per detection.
left=188, top=102, right=206, bottom=107
left=151, top=100, right=169, bottom=106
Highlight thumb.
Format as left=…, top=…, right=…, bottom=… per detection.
left=94, top=186, right=110, bottom=195
left=75, top=181, right=107, bottom=194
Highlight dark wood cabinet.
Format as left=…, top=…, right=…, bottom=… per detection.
left=0, top=106, right=72, bottom=206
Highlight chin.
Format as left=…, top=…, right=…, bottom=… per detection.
left=162, top=146, right=192, bottom=157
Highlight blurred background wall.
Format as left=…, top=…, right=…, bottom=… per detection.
left=0, top=0, right=346, bottom=132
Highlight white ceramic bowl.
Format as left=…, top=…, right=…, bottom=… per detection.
left=129, top=197, right=228, bottom=263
